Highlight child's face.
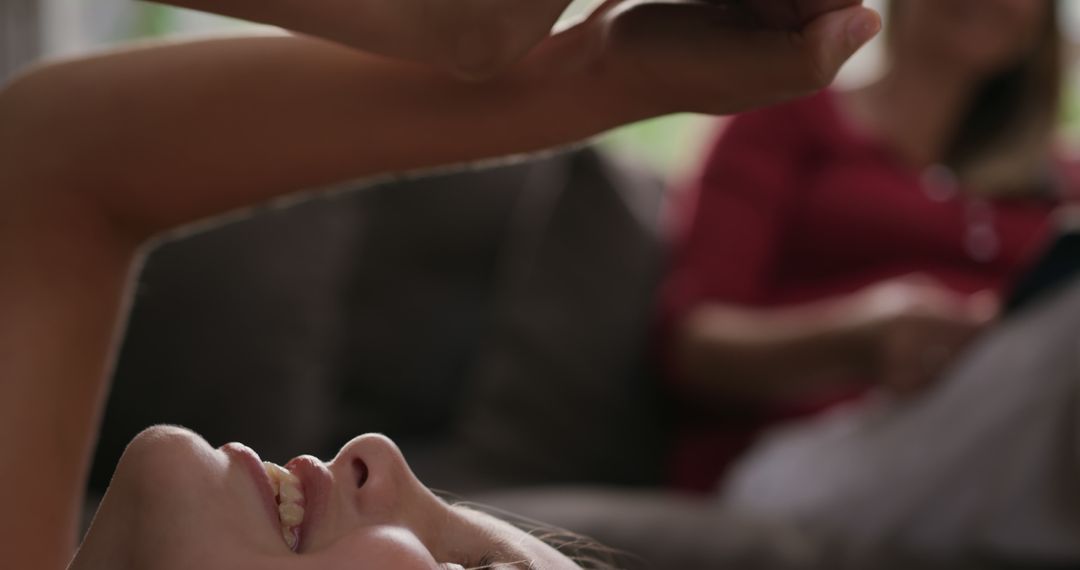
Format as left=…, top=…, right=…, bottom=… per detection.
left=72, top=426, right=578, bottom=570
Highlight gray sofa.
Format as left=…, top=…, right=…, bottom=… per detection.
left=91, top=147, right=670, bottom=498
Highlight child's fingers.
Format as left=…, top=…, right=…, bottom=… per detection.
left=608, top=0, right=761, bottom=28
left=606, top=3, right=880, bottom=113
left=746, top=0, right=864, bottom=29
left=444, top=0, right=577, bottom=79
left=798, top=5, right=882, bottom=87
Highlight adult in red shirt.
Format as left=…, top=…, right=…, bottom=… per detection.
left=661, top=0, right=1071, bottom=493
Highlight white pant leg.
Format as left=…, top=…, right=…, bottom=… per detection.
left=720, top=281, right=1080, bottom=566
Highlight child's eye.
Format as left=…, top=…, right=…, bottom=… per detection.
left=440, top=553, right=495, bottom=569
left=464, top=553, right=496, bottom=568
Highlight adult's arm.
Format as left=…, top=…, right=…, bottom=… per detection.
left=0, top=4, right=879, bottom=568
left=676, top=302, right=871, bottom=400
left=659, top=105, right=863, bottom=400
left=663, top=102, right=991, bottom=402
left=676, top=283, right=997, bottom=401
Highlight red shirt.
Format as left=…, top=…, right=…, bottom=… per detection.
left=658, top=90, right=1064, bottom=493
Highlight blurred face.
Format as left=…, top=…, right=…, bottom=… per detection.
left=892, top=0, right=1050, bottom=76
left=71, top=426, right=578, bottom=570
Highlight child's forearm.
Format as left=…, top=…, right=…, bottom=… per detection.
left=2, top=34, right=639, bottom=239
left=153, top=0, right=574, bottom=77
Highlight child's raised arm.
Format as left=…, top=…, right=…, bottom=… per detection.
left=3, top=1, right=879, bottom=236
left=150, top=0, right=867, bottom=79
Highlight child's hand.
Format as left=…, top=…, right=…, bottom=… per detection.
left=352, top=0, right=865, bottom=79
left=543, top=0, right=880, bottom=117
left=843, top=276, right=999, bottom=396
left=744, top=0, right=865, bottom=29
left=164, top=0, right=864, bottom=84
left=352, top=0, right=866, bottom=79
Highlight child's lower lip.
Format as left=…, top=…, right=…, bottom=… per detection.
left=219, top=443, right=288, bottom=549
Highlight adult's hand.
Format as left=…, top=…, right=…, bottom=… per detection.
left=846, top=276, right=999, bottom=396
left=545, top=0, right=880, bottom=117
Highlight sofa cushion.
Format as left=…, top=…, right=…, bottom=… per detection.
left=454, top=150, right=670, bottom=489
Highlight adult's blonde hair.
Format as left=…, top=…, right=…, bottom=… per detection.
left=888, top=0, right=1065, bottom=197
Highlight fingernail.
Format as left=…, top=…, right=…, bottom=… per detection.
left=846, top=9, right=882, bottom=50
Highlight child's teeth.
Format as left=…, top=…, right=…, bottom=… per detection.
left=279, top=481, right=303, bottom=503
left=279, top=503, right=305, bottom=527
left=283, top=527, right=298, bottom=550
left=263, top=462, right=299, bottom=485
left=262, top=461, right=306, bottom=550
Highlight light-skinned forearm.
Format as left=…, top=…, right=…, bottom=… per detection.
left=3, top=33, right=640, bottom=238
left=674, top=301, right=872, bottom=401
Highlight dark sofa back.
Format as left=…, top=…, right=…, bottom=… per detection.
left=91, top=148, right=669, bottom=495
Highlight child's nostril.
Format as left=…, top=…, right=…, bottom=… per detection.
left=353, top=457, right=369, bottom=488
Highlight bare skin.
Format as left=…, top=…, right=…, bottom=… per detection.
left=677, top=276, right=998, bottom=401
left=155, top=0, right=867, bottom=78
left=156, top=0, right=577, bottom=79
left=0, top=1, right=878, bottom=568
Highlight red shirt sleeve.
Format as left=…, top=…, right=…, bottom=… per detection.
left=657, top=98, right=817, bottom=389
